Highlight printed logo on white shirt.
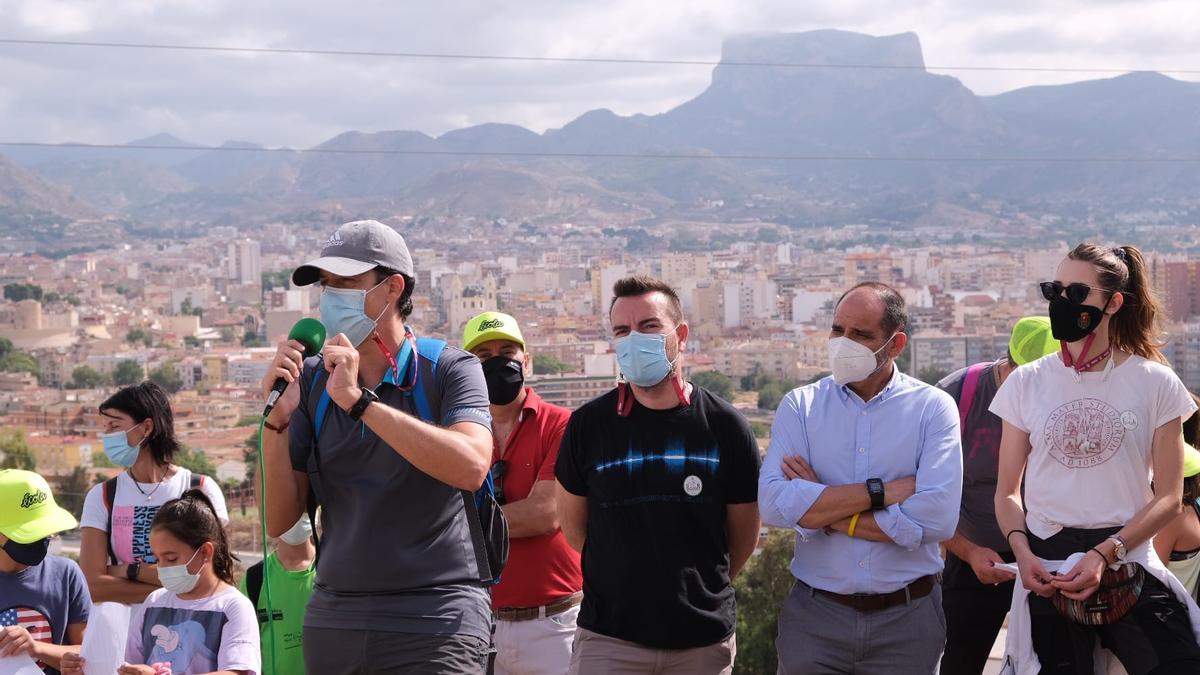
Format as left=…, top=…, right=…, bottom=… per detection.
left=1043, top=398, right=1125, bottom=469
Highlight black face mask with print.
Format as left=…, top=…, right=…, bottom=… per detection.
left=482, top=357, right=525, bottom=406
left=1047, top=296, right=1108, bottom=343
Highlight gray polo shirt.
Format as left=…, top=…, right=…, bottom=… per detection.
left=287, top=339, right=493, bottom=640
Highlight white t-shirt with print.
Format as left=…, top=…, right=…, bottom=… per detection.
left=127, top=585, right=260, bottom=674
left=990, top=353, right=1198, bottom=539
left=80, top=469, right=228, bottom=565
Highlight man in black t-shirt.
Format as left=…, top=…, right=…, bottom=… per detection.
left=555, top=275, right=761, bottom=675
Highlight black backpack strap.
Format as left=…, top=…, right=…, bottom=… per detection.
left=190, top=472, right=204, bottom=490
left=246, top=561, right=266, bottom=621
left=102, top=477, right=119, bottom=566
left=460, top=490, right=493, bottom=584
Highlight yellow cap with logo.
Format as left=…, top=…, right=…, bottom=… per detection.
left=462, top=311, right=525, bottom=353
left=1009, top=316, right=1060, bottom=366
left=1184, top=444, right=1200, bottom=478
left=0, top=469, right=78, bottom=543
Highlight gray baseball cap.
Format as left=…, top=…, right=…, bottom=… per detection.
left=292, top=220, right=414, bottom=286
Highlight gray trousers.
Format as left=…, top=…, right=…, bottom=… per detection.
left=775, top=581, right=946, bottom=675
left=303, top=626, right=491, bottom=674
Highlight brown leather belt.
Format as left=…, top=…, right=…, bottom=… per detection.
left=808, top=575, right=936, bottom=613
left=495, top=591, right=583, bottom=622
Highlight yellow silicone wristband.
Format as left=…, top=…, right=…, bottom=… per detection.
left=848, top=512, right=861, bottom=538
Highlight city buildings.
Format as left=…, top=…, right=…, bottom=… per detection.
left=4, top=223, right=1200, bottom=479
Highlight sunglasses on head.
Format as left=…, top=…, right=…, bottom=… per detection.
left=1039, top=281, right=1107, bottom=304
left=491, top=460, right=508, bottom=505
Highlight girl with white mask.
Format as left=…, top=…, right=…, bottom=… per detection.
left=64, top=490, right=260, bottom=675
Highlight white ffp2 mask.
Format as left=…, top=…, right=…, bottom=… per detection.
left=828, top=335, right=894, bottom=385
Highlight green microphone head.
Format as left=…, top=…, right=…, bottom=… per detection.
left=287, top=317, right=327, bottom=356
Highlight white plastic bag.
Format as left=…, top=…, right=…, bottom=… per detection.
left=80, top=602, right=131, bottom=675
left=0, top=653, right=43, bottom=675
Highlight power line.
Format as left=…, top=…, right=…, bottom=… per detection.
left=0, top=37, right=1194, bottom=76
left=2, top=140, right=1199, bottom=164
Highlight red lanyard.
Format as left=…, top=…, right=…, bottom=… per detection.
left=371, top=331, right=419, bottom=391
left=616, top=379, right=692, bottom=417
left=1060, top=333, right=1112, bottom=373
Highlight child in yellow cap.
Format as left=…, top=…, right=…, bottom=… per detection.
left=1155, top=396, right=1200, bottom=599
left=0, top=469, right=90, bottom=674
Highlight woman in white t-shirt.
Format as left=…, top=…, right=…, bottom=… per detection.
left=63, top=489, right=260, bottom=675
left=79, top=381, right=228, bottom=605
left=992, top=243, right=1200, bottom=673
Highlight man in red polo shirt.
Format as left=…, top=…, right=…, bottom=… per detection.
left=462, top=311, right=583, bottom=675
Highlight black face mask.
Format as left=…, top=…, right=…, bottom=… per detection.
left=1048, top=295, right=1109, bottom=343
left=482, top=357, right=525, bottom=406
left=3, top=536, right=49, bottom=567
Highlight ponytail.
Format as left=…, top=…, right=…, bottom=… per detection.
left=152, top=488, right=237, bottom=585
left=1067, top=243, right=1166, bottom=363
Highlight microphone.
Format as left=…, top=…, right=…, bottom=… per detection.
left=262, top=317, right=327, bottom=418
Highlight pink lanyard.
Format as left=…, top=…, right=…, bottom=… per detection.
left=371, top=331, right=419, bottom=391
left=1060, top=333, right=1112, bottom=373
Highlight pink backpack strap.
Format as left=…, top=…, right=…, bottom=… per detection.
left=958, top=362, right=989, bottom=431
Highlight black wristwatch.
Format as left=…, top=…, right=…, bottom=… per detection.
left=866, top=478, right=885, bottom=511
left=126, top=563, right=141, bottom=581
left=348, top=387, right=379, bottom=421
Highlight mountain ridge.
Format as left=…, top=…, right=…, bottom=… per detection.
left=5, top=29, right=1200, bottom=229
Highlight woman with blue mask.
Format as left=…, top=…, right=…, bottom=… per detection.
left=78, top=381, right=229, bottom=606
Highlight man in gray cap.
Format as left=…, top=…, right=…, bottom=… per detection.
left=259, top=220, right=495, bottom=674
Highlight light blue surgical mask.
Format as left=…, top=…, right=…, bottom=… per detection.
left=100, top=424, right=143, bottom=467
left=614, top=330, right=677, bottom=388
left=158, top=547, right=204, bottom=595
left=319, top=277, right=391, bottom=347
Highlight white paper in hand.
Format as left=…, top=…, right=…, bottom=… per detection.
left=0, top=653, right=43, bottom=675
left=80, top=602, right=131, bottom=675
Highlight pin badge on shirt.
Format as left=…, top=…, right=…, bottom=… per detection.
left=683, top=475, right=703, bottom=496
left=1121, top=411, right=1138, bottom=430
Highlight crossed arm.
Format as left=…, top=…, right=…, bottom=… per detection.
left=777, top=455, right=913, bottom=543
left=758, top=395, right=962, bottom=550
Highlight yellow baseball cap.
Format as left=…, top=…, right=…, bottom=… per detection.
left=1009, top=316, right=1060, bottom=366
left=1184, top=444, right=1200, bottom=478
left=462, top=311, right=525, bottom=353
left=0, top=470, right=78, bottom=543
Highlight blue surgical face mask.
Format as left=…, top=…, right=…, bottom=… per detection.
left=100, top=424, right=143, bottom=468
left=158, top=547, right=205, bottom=595
left=319, top=277, right=391, bottom=348
left=614, top=330, right=677, bottom=388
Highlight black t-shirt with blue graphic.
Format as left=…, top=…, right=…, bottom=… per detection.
left=555, top=384, right=760, bottom=649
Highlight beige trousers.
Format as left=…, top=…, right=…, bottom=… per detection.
left=567, top=627, right=735, bottom=675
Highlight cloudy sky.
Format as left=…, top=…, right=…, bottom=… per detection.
left=2, top=0, right=1198, bottom=148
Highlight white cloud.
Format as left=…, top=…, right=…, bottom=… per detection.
left=0, top=0, right=1198, bottom=147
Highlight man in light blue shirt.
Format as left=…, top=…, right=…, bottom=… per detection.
left=760, top=282, right=963, bottom=674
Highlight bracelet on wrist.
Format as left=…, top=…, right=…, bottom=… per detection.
left=1005, top=529, right=1029, bottom=547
